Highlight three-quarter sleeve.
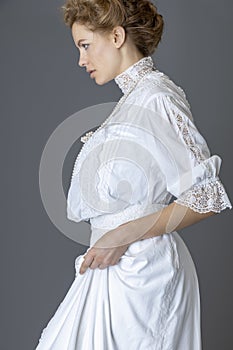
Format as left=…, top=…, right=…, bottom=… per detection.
left=148, top=93, right=232, bottom=213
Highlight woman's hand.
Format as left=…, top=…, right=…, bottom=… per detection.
left=79, top=222, right=135, bottom=275
left=79, top=243, right=130, bottom=275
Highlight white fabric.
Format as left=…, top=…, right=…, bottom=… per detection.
left=35, top=56, right=232, bottom=350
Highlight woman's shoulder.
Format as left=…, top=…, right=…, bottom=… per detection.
left=125, top=69, right=191, bottom=115
left=132, top=69, right=189, bottom=103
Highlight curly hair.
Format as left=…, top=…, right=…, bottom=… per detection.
left=61, top=0, right=164, bottom=56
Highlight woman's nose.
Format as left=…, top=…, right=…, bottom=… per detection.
left=78, top=52, right=87, bottom=68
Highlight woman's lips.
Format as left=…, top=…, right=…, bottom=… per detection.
left=90, top=70, right=96, bottom=77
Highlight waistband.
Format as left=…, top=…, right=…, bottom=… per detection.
left=89, top=202, right=167, bottom=246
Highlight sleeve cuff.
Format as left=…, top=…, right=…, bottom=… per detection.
left=174, top=177, right=232, bottom=214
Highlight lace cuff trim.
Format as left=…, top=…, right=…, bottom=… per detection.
left=174, top=178, right=232, bottom=214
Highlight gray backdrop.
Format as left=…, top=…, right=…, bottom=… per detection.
left=1, top=0, right=232, bottom=349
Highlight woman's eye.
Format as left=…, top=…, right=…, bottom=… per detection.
left=82, top=44, right=89, bottom=50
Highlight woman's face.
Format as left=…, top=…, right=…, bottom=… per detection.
left=72, top=22, right=122, bottom=85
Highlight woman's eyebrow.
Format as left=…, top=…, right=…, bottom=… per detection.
left=77, top=39, right=87, bottom=47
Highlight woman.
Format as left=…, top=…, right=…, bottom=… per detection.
left=35, top=0, right=232, bottom=349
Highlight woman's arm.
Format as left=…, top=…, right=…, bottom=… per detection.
left=79, top=202, right=216, bottom=274
left=128, top=201, right=216, bottom=240
left=94, top=201, right=216, bottom=247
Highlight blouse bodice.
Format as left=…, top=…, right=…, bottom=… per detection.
left=66, top=56, right=232, bottom=235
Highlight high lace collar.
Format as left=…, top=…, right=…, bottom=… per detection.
left=114, top=56, right=155, bottom=94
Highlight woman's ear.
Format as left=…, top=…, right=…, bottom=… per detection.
left=112, top=26, right=126, bottom=48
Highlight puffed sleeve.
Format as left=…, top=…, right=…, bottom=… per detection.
left=147, top=92, right=232, bottom=213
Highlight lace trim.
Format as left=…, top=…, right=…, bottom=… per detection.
left=114, top=56, right=155, bottom=94
left=174, top=178, right=232, bottom=213
left=175, top=111, right=214, bottom=178
left=89, top=202, right=166, bottom=231
left=174, top=114, right=206, bottom=163
left=168, top=96, right=215, bottom=176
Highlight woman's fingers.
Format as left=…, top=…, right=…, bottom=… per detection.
left=89, top=259, right=101, bottom=270
left=98, top=264, right=108, bottom=270
left=79, top=253, right=94, bottom=275
left=79, top=246, right=127, bottom=274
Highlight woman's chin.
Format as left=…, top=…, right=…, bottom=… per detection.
left=95, top=80, right=105, bottom=86
left=95, top=76, right=113, bottom=86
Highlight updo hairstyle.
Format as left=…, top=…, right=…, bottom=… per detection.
left=62, top=0, right=164, bottom=56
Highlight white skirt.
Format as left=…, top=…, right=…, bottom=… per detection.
left=35, top=231, right=201, bottom=350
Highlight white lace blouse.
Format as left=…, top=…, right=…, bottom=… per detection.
left=67, top=56, right=232, bottom=231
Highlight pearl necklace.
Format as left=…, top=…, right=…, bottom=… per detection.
left=70, top=65, right=155, bottom=181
